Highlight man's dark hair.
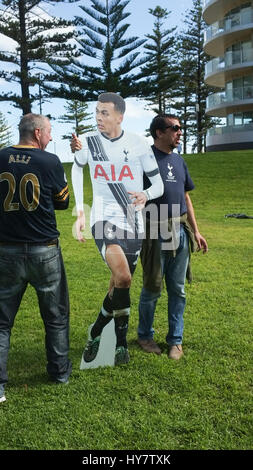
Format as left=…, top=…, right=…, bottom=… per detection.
left=150, top=114, right=180, bottom=140
left=98, top=92, right=126, bottom=114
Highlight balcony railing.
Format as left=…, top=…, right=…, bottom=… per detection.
left=207, top=85, right=253, bottom=108
left=205, top=48, right=253, bottom=75
left=208, top=123, right=253, bottom=136
left=204, top=7, right=253, bottom=42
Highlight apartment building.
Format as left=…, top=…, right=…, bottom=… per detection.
left=203, top=0, right=253, bottom=151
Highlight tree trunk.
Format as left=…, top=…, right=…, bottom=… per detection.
left=19, top=0, right=31, bottom=114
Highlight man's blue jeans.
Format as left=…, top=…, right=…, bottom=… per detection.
left=0, top=243, right=72, bottom=388
left=138, top=226, right=189, bottom=345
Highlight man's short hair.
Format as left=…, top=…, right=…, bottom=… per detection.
left=19, top=113, right=49, bottom=139
left=98, top=92, right=126, bottom=114
left=150, top=114, right=180, bottom=140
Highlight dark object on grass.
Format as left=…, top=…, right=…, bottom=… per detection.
left=225, top=213, right=253, bottom=219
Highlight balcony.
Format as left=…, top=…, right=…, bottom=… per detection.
left=205, top=48, right=253, bottom=87
left=206, top=122, right=253, bottom=150
left=206, top=85, right=253, bottom=116
left=204, top=9, right=253, bottom=56
left=203, top=0, right=246, bottom=24
left=208, top=123, right=253, bottom=136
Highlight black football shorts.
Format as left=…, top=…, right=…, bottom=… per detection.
left=92, top=221, right=143, bottom=274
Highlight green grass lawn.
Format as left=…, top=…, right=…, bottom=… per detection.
left=1, top=150, right=253, bottom=450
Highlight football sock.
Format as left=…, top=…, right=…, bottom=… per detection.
left=112, top=287, right=130, bottom=348
left=114, top=315, right=129, bottom=348
left=91, top=288, right=131, bottom=344
left=112, top=287, right=130, bottom=316
left=91, top=293, right=113, bottom=339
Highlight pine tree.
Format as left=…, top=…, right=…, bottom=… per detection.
left=53, top=0, right=148, bottom=100
left=173, top=36, right=196, bottom=154
left=59, top=100, right=95, bottom=139
left=181, top=0, right=212, bottom=152
left=139, top=6, right=178, bottom=114
left=0, top=0, right=79, bottom=114
left=0, top=112, right=12, bottom=148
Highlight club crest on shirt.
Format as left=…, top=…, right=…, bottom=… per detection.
left=123, top=149, right=129, bottom=162
left=106, top=227, right=115, bottom=239
left=166, top=164, right=176, bottom=182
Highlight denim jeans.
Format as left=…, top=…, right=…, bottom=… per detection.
left=0, top=243, right=72, bottom=388
left=138, top=225, right=189, bottom=345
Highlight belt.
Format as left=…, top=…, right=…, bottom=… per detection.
left=0, top=239, right=58, bottom=246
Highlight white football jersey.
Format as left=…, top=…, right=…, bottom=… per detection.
left=72, top=130, right=163, bottom=234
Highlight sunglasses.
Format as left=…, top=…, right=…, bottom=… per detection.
left=165, top=124, right=182, bottom=132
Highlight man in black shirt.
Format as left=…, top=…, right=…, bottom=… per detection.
left=137, top=114, right=208, bottom=360
left=0, top=114, right=71, bottom=403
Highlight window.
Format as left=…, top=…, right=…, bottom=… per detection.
left=241, top=3, right=252, bottom=25
left=243, top=112, right=253, bottom=124
left=227, top=112, right=253, bottom=126
left=224, top=3, right=252, bottom=28
left=225, top=41, right=253, bottom=66
left=231, top=7, right=240, bottom=28
left=242, top=41, right=252, bottom=62
left=234, top=114, right=243, bottom=125
left=227, top=114, right=233, bottom=126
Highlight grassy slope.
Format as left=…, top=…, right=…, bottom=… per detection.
left=0, top=150, right=253, bottom=450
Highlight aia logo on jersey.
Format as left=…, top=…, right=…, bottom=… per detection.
left=94, top=164, right=134, bottom=181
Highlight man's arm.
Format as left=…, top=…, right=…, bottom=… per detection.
left=71, top=135, right=88, bottom=243
left=71, top=160, right=86, bottom=243
left=70, top=133, right=82, bottom=153
left=129, top=170, right=164, bottom=211
left=52, top=159, right=70, bottom=210
left=185, top=192, right=208, bottom=253
left=53, top=184, right=69, bottom=210
left=131, top=144, right=164, bottom=210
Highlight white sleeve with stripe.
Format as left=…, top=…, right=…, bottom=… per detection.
left=71, top=139, right=89, bottom=212
left=139, top=140, right=164, bottom=200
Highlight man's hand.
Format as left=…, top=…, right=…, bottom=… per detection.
left=185, top=192, right=208, bottom=254
left=194, top=231, right=208, bottom=253
left=128, top=191, right=148, bottom=211
left=70, top=133, right=82, bottom=153
left=75, top=212, right=86, bottom=243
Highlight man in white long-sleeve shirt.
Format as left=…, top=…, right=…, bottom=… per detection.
left=71, top=92, right=163, bottom=365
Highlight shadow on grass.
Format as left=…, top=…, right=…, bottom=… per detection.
left=128, top=337, right=169, bottom=354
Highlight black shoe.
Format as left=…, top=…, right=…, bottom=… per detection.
left=114, top=346, right=130, bottom=365
left=83, top=324, right=101, bottom=362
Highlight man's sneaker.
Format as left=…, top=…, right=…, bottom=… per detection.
left=168, top=344, right=183, bottom=360
left=115, top=346, right=130, bottom=365
left=83, top=325, right=101, bottom=363
left=0, top=385, right=6, bottom=403
left=137, top=338, right=162, bottom=355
